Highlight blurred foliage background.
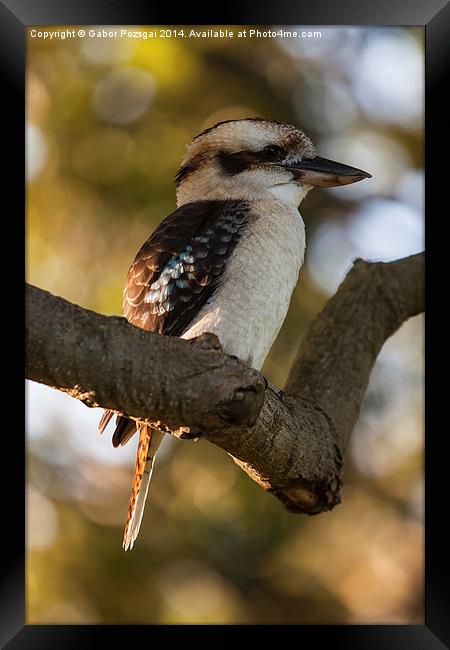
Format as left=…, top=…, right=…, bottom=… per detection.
left=26, top=26, right=424, bottom=624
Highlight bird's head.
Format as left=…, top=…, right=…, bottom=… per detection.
left=175, top=118, right=371, bottom=207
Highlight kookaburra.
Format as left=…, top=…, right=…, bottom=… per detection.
left=99, top=118, right=371, bottom=550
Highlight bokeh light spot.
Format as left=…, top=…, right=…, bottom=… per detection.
left=92, top=66, right=155, bottom=125
left=26, top=124, right=48, bottom=182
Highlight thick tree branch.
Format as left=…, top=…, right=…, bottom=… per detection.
left=26, top=252, right=424, bottom=515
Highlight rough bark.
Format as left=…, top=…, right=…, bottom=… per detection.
left=25, top=252, right=424, bottom=515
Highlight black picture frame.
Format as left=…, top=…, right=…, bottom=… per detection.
left=5, top=0, right=448, bottom=646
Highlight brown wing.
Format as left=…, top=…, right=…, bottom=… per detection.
left=122, top=200, right=249, bottom=337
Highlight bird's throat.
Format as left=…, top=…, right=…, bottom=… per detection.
left=267, top=181, right=311, bottom=207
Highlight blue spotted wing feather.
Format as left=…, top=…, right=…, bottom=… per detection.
left=123, top=200, right=249, bottom=336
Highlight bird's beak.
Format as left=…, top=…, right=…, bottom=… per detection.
left=283, top=156, right=371, bottom=187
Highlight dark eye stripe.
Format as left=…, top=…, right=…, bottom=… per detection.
left=177, top=146, right=287, bottom=182
left=217, top=146, right=286, bottom=176
left=217, top=150, right=256, bottom=175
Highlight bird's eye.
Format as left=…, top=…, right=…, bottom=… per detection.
left=261, top=145, right=285, bottom=162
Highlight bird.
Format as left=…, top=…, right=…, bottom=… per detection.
left=98, top=117, right=371, bottom=550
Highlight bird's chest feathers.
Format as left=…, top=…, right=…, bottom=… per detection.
left=182, top=201, right=305, bottom=369
left=224, top=204, right=305, bottom=318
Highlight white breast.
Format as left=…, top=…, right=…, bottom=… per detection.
left=181, top=200, right=306, bottom=370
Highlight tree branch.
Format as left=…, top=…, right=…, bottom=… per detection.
left=26, top=285, right=266, bottom=432
left=26, top=252, right=424, bottom=515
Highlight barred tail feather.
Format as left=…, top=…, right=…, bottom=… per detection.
left=122, top=424, right=165, bottom=551
left=123, top=454, right=156, bottom=551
